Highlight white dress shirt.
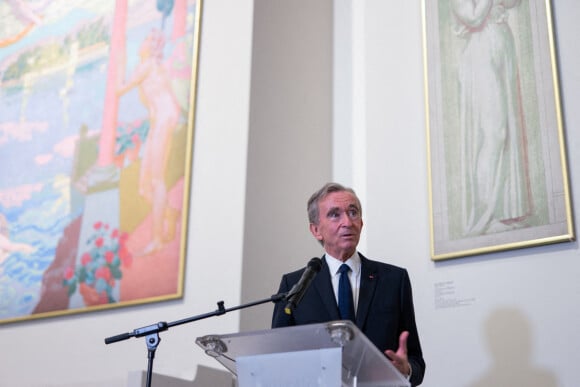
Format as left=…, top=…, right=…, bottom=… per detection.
left=325, top=252, right=361, bottom=314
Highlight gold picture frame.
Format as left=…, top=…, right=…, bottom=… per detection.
left=0, top=0, right=202, bottom=323
left=422, top=0, right=574, bottom=260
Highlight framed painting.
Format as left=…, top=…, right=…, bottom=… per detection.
left=0, top=0, right=202, bottom=323
left=422, top=0, right=574, bottom=260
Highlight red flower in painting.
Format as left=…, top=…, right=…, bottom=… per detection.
left=105, top=250, right=115, bottom=264
left=95, top=266, right=112, bottom=281
left=62, top=221, right=133, bottom=306
left=64, top=266, right=75, bottom=280
left=95, top=237, right=104, bottom=248
left=81, top=252, right=92, bottom=265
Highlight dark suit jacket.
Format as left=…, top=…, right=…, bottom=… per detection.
left=272, top=254, right=425, bottom=386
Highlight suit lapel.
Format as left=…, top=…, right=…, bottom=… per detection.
left=314, top=256, right=341, bottom=321
left=356, top=255, right=378, bottom=328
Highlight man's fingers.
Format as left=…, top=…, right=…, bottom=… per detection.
left=399, top=331, right=409, bottom=354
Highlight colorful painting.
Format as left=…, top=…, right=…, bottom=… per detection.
left=0, top=0, right=201, bottom=323
left=422, top=0, right=574, bottom=260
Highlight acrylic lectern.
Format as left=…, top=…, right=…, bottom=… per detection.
left=196, top=320, right=410, bottom=387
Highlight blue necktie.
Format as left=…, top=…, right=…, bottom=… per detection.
left=338, top=264, right=355, bottom=322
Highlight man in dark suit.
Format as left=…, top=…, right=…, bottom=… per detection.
left=272, top=182, right=425, bottom=386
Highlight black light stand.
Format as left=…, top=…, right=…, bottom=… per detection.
left=104, top=293, right=287, bottom=387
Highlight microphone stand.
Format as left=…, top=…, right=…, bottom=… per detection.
left=104, top=293, right=287, bottom=387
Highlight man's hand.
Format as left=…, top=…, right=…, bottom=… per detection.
left=385, top=331, right=411, bottom=377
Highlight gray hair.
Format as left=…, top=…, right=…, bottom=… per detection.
left=307, top=182, right=362, bottom=225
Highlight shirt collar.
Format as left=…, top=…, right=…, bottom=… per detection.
left=325, top=252, right=361, bottom=275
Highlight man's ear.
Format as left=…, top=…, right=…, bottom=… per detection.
left=309, top=223, right=323, bottom=241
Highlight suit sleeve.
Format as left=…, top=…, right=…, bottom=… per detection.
left=271, top=274, right=295, bottom=328
left=400, top=269, right=426, bottom=386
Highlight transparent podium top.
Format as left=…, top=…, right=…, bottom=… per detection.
left=196, top=320, right=410, bottom=387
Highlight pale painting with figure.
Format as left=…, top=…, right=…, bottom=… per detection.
left=424, top=0, right=573, bottom=259
left=0, top=0, right=199, bottom=323
left=451, top=0, right=531, bottom=237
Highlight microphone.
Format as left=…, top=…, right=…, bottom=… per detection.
left=284, top=257, right=323, bottom=315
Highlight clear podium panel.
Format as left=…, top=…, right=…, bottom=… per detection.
left=237, top=347, right=342, bottom=387
left=196, top=320, right=410, bottom=387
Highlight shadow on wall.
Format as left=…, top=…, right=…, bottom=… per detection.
left=468, top=307, right=558, bottom=387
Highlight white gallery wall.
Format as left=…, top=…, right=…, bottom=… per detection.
left=332, top=1, right=580, bottom=387
left=240, top=1, right=580, bottom=387
left=0, top=1, right=579, bottom=387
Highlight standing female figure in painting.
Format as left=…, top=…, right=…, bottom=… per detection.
left=452, top=0, right=532, bottom=236
left=118, top=29, right=181, bottom=255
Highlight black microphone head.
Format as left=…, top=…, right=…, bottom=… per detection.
left=307, top=257, right=322, bottom=272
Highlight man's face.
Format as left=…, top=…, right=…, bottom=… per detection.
left=309, top=191, right=363, bottom=261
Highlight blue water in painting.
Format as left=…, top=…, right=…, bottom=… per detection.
left=0, top=57, right=109, bottom=319
left=1, top=58, right=108, bottom=185
left=0, top=182, right=74, bottom=318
